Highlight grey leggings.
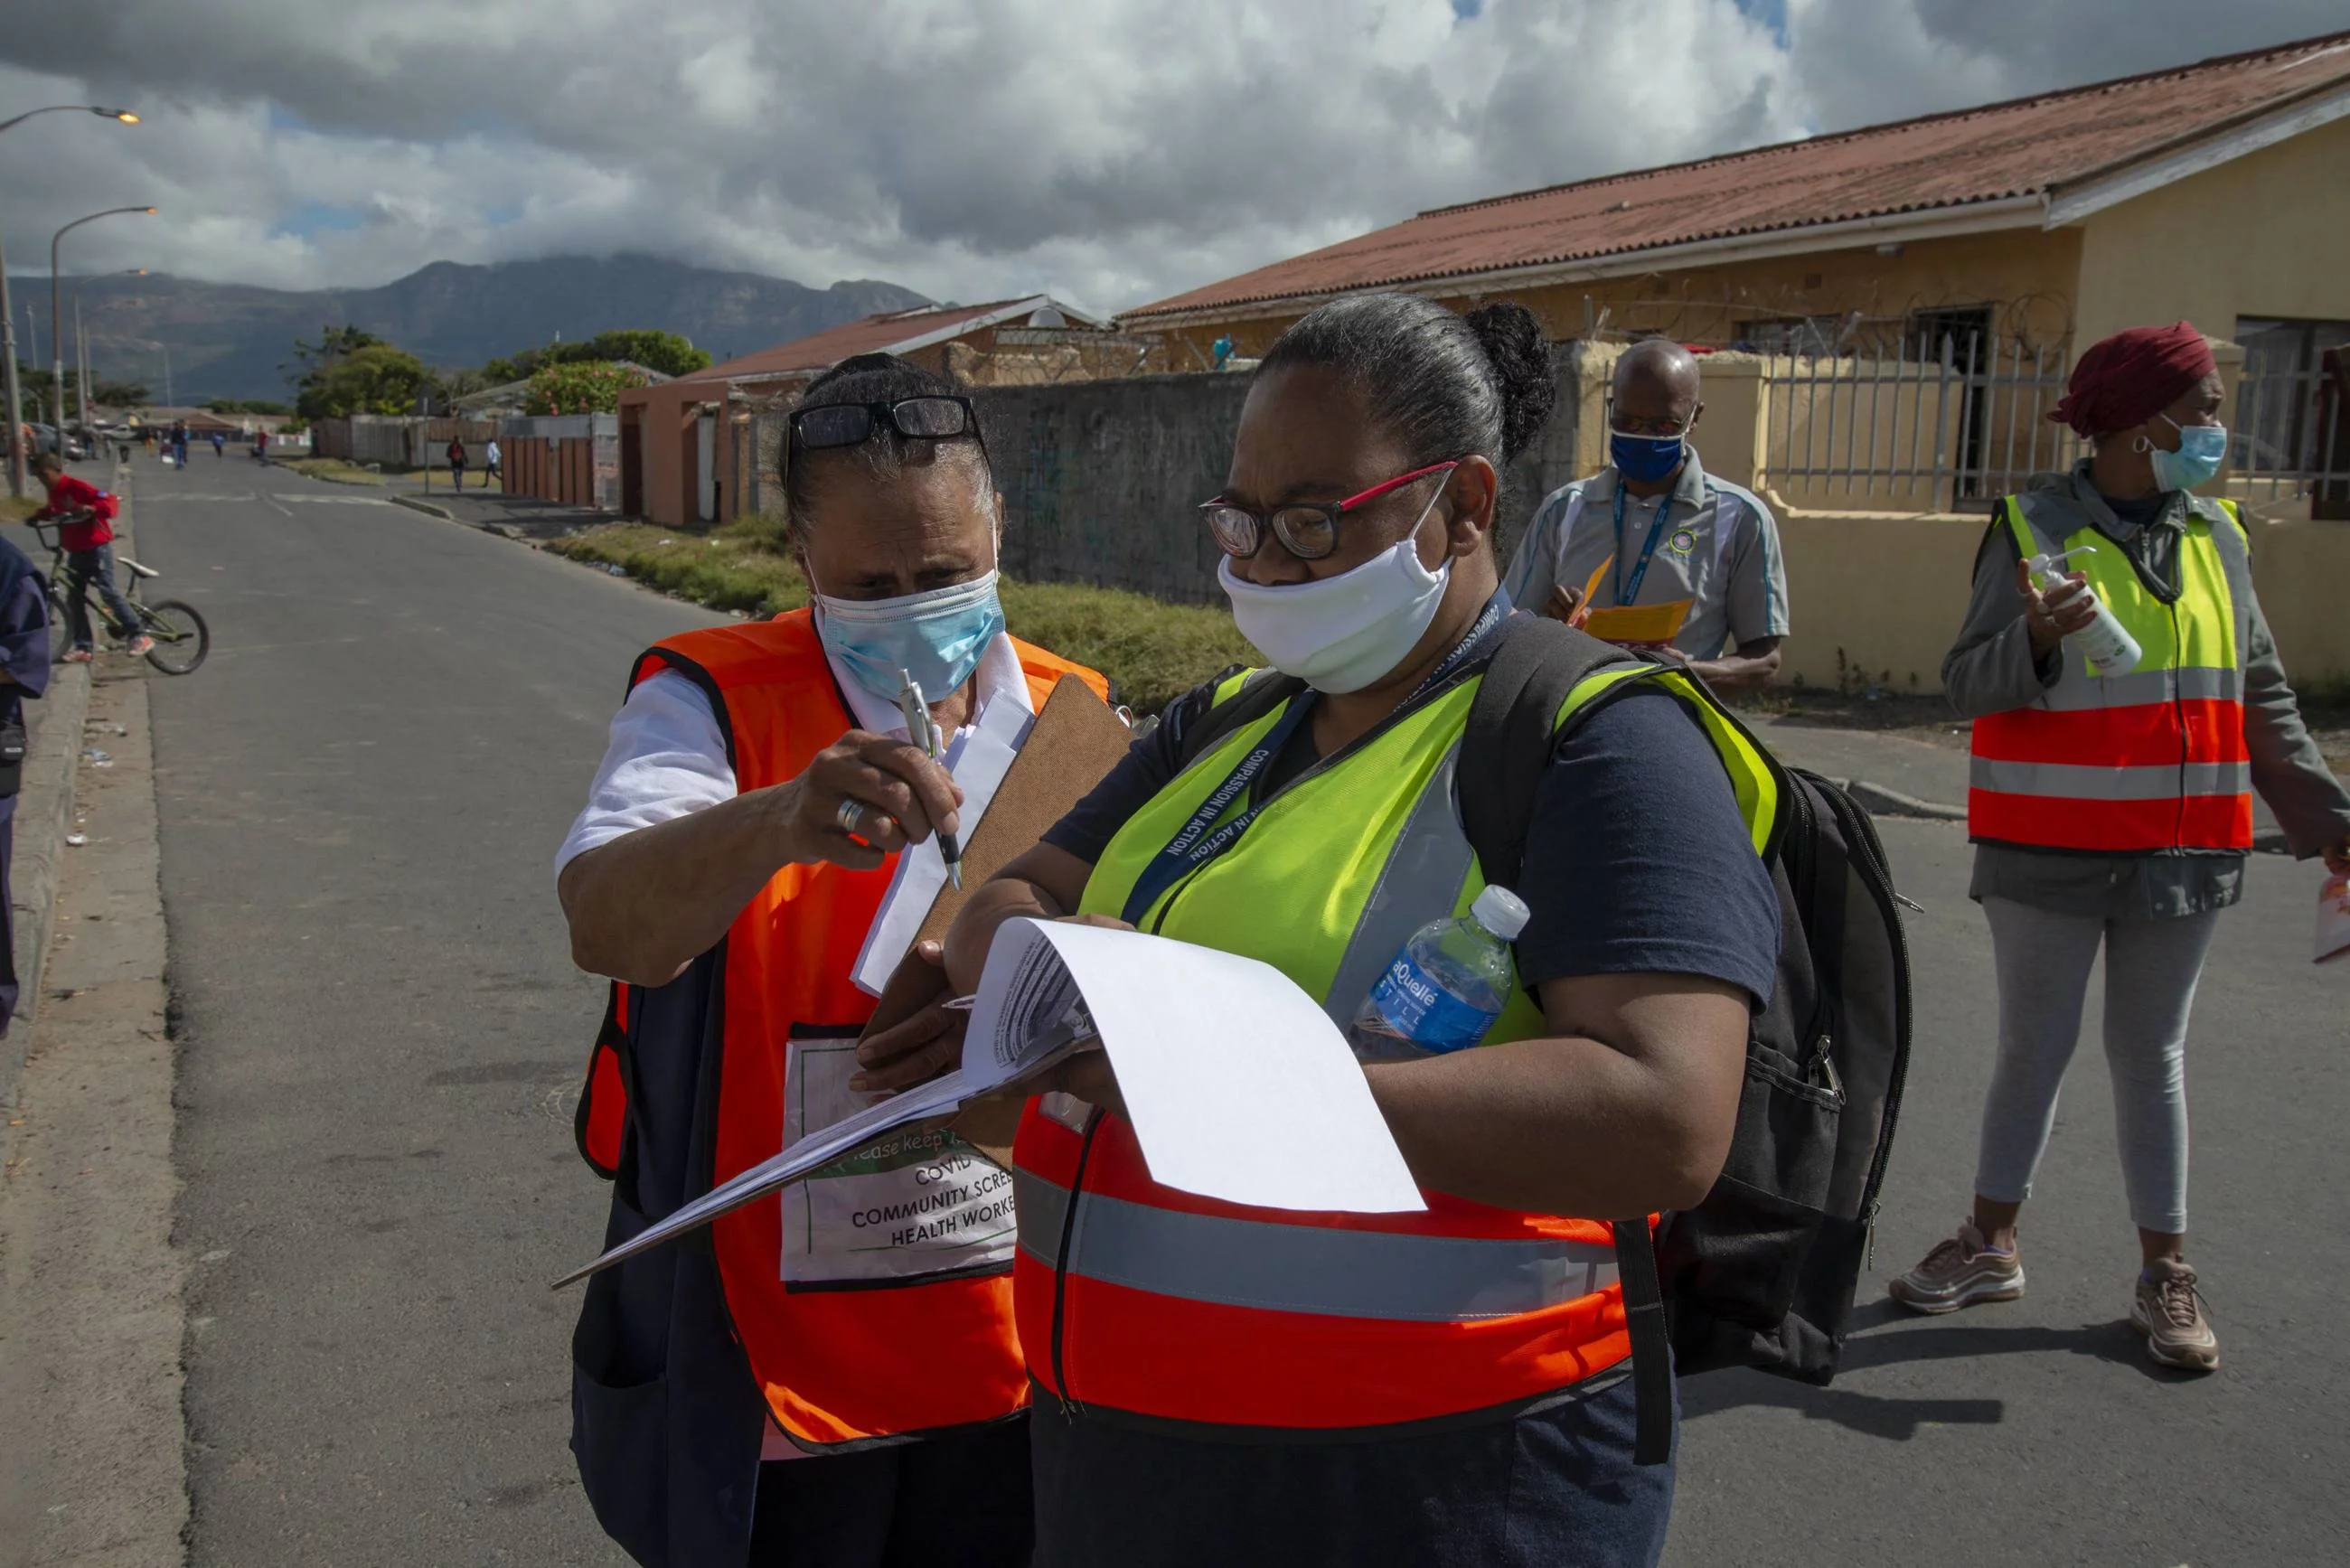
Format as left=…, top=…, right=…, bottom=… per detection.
left=1973, top=897, right=2223, bottom=1235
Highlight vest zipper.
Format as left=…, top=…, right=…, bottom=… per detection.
left=2170, top=599, right=2189, bottom=850
left=1048, top=1106, right=1105, bottom=1418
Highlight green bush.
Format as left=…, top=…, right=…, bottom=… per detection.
left=550, top=523, right=1255, bottom=712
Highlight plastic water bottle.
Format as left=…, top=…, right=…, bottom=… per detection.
left=1349, top=886, right=1532, bottom=1063
left=2025, top=544, right=2141, bottom=677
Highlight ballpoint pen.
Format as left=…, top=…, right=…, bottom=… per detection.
left=896, top=668, right=964, bottom=889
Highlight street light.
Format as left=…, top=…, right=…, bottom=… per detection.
left=51, top=207, right=157, bottom=445
left=0, top=102, right=140, bottom=494
left=75, top=269, right=147, bottom=426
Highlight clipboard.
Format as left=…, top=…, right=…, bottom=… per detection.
left=859, top=674, right=1136, bottom=1041
left=1580, top=598, right=1693, bottom=647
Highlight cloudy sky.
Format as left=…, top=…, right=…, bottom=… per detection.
left=0, top=0, right=2341, bottom=315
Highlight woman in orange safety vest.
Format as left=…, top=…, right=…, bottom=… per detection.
left=556, top=352, right=1105, bottom=1567
left=1889, top=323, right=2350, bottom=1373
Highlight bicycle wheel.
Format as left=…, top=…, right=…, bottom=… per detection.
left=137, top=599, right=210, bottom=675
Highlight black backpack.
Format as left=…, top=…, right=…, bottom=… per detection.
left=1171, top=613, right=1914, bottom=1465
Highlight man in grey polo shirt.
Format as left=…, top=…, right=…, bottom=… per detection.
left=1502, top=340, right=1790, bottom=690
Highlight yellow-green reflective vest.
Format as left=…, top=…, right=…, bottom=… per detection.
left=1009, top=657, right=1776, bottom=1431
left=1969, top=493, right=2254, bottom=853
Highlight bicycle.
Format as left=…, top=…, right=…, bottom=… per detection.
left=27, top=520, right=211, bottom=675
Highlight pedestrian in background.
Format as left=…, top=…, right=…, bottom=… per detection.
left=211, top=430, right=225, bottom=459
left=484, top=437, right=501, bottom=490
left=0, top=523, right=51, bottom=1035
left=446, top=436, right=466, bottom=491
left=1502, top=340, right=1789, bottom=690
left=27, top=452, right=152, bottom=662
left=1891, top=323, right=2350, bottom=1373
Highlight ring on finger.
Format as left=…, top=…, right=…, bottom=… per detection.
left=835, top=797, right=867, bottom=836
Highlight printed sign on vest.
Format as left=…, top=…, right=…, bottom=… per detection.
left=779, top=1032, right=1019, bottom=1285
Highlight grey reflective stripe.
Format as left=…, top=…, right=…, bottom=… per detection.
left=2034, top=664, right=2242, bottom=712
left=1318, top=741, right=1475, bottom=1030
left=1016, top=1171, right=1618, bottom=1323
left=1971, top=756, right=2251, bottom=800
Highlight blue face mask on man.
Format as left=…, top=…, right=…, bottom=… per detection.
left=1609, top=427, right=1687, bottom=485
left=2148, top=415, right=2228, bottom=493
left=813, top=571, right=1007, bottom=703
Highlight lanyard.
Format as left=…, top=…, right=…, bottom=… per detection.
left=1117, top=596, right=1510, bottom=929
left=1612, top=482, right=1674, bottom=607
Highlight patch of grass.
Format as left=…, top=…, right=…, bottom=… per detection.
left=0, top=494, right=37, bottom=524
left=549, top=522, right=808, bottom=616
left=551, top=521, right=1256, bottom=713
left=277, top=457, right=387, bottom=486
left=1000, top=580, right=1254, bottom=715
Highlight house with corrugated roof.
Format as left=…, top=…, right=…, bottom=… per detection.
left=619, top=296, right=1108, bottom=527
left=1124, top=31, right=2350, bottom=437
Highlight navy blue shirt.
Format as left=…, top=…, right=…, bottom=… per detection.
left=1033, top=646, right=1779, bottom=1560
left=1045, top=671, right=1781, bottom=1009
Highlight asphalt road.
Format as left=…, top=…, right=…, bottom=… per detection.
left=136, top=455, right=709, bottom=1565
left=128, top=452, right=2349, bottom=1564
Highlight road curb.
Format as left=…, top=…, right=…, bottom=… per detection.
left=2, top=659, right=89, bottom=1103
left=1843, top=778, right=1969, bottom=822
left=390, top=493, right=455, bottom=521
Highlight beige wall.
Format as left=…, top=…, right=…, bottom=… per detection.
left=2245, top=516, right=2350, bottom=688
left=1772, top=511, right=1988, bottom=692
left=1768, top=505, right=2350, bottom=695
left=2073, top=112, right=2350, bottom=349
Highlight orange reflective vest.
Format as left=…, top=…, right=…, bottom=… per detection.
left=576, top=608, right=1107, bottom=1449
left=1969, top=493, right=2255, bottom=855
left=1010, top=659, right=1777, bottom=1432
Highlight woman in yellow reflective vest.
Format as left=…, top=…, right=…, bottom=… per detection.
left=869, top=294, right=1783, bottom=1566
left=1890, top=323, right=2350, bottom=1372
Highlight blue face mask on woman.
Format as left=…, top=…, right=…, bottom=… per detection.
left=2148, top=416, right=2228, bottom=493
left=813, top=571, right=1006, bottom=703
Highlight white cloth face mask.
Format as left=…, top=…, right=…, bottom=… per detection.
left=1217, top=484, right=1452, bottom=694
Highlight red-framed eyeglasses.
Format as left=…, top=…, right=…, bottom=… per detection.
left=1199, top=459, right=1460, bottom=561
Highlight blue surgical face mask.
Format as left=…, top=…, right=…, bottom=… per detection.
left=813, top=571, right=1006, bottom=704
left=1609, top=427, right=1687, bottom=484
left=2148, top=417, right=2227, bottom=493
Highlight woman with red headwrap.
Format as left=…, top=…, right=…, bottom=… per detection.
left=1888, top=323, right=2350, bottom=1374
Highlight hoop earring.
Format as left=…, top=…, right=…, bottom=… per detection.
left=2130, top=435, right=2154, bottom=455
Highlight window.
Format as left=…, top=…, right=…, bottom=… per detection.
left=2234, top=316, right=2350, bottom=474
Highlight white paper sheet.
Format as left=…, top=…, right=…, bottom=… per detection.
left=1004, top=920, right=1426, bottom=1215
left=2317, top=871, right=2350, bottom=964
left=553, top=918, right=1424, bottom=1290
left=851, top=695, right=1035, bottom=995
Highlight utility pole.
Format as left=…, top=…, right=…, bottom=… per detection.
left=0, top=103, right=140, bottom=490
left=76, top=295, right=89, bottom=427
left=52, top=205, right=155, bottom=446
left=0, top=227, right=20, bottom=495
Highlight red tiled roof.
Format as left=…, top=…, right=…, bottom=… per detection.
left=685, top=300, right=1034, bottom=382
left=1127, top=31, right=2350, bottom=320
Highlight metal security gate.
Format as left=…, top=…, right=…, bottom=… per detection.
left=1761, top=330, right=2081, bottom=513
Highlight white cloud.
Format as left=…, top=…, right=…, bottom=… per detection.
left=0, top=1, right=2336, bottom=314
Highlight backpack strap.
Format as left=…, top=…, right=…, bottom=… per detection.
left=1458, top=614, right=1687, bottom=1469
left=1456, top=613, right=1643, bottom=892
left=1168, top=665, right=1308, bottom=773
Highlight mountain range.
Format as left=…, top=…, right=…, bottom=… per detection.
left=17, top=254, right=932, bottom=402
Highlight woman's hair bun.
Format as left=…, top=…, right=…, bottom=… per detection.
left=1464, top=302, right=1555, bottom=462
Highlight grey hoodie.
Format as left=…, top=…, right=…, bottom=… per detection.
left=1942, top=462, right=2350, bottom=919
